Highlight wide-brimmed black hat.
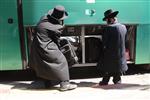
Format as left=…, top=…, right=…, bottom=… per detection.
left=48, top=5, right=68, bottom=21
left=103, top=9, right=119, bottom=21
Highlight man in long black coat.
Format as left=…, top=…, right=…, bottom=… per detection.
left=97, top=9, right=128, bottom=85
left=29, top=5, right=77, bottom=91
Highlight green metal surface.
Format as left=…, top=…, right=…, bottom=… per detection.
left=135, top=1, right=150, bottom=64
left=0, top=0, right=149, bottom=71
left=23, top=0, right=150, bottom=25
left=23, top=0, right=150, bottom=64
left=136, top=24, right=150, bottom=64
left=0, top=0, right=22, bottom=70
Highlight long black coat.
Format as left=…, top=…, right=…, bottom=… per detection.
left=97, top=23, right=128, bottom=73
left=29, top=15, right=69, bottom=81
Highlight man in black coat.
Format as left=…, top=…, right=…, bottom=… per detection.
left=29, top=5, right=77, bottom=91
left=97, top=9, right=128, bottom=85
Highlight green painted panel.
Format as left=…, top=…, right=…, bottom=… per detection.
left=136, top=24, right=150, bottom=64
left=22, top=0, right=150, bottom=64
left=0, top=0, right=149, bottom=71
left=23, top=0, right=150, bottom=25
left=0, top=0, right=22, bottom=70
left=135, top=1, right=150, bottom=64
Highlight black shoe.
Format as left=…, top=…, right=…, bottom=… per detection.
left=112, top=73, right=121, bottom=84
left=44, top=80, right=53, bottom=88
left=99, top=81, right=108, bottom=85
left=44, top=80, right=60, bottom=88
left=114, top=80, right=121, bottom=84
left=60, top=83, right=77, bottom=91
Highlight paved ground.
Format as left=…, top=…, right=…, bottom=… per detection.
left=0, top=73, right=150, bottom=100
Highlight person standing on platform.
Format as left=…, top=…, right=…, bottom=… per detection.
left=97, top=9, right=128, bottom=85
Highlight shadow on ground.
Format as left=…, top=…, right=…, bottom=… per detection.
left=92, top=83, right=150, bottom=90
left=0, top=81, right=150, bottom=91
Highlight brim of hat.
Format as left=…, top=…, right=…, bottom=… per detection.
left=103, top=11, right=119, bottom=21
left=48, top=9, right=68, bottom=20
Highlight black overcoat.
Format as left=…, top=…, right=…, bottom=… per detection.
left=97, top=23, right=128, bottom=73
left=29, top=16, right=69, bottom=81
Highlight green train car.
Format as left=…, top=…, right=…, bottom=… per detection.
left=0, top=0, right=150, bottom=71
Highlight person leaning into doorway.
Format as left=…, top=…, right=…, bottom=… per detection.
left=29, top=5, right=77, bottom=91
left=97, top=9, right=128, bottom=85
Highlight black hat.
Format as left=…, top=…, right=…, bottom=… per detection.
left=103, top=9, right=119, bottom=21
left=48, top=5, right=68, bottom=21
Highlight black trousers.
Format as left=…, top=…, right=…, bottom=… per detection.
left=101, top=72, right=121, bottom=84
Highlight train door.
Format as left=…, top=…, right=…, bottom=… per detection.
left=0, top=0, right=25, bottom=70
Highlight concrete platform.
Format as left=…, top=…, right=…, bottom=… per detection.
left=0, top=74, right=150, bottom=100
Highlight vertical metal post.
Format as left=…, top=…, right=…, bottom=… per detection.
left=17, top=0, right=27, bottom=69
left=81, top=26, right=85, bottom=63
